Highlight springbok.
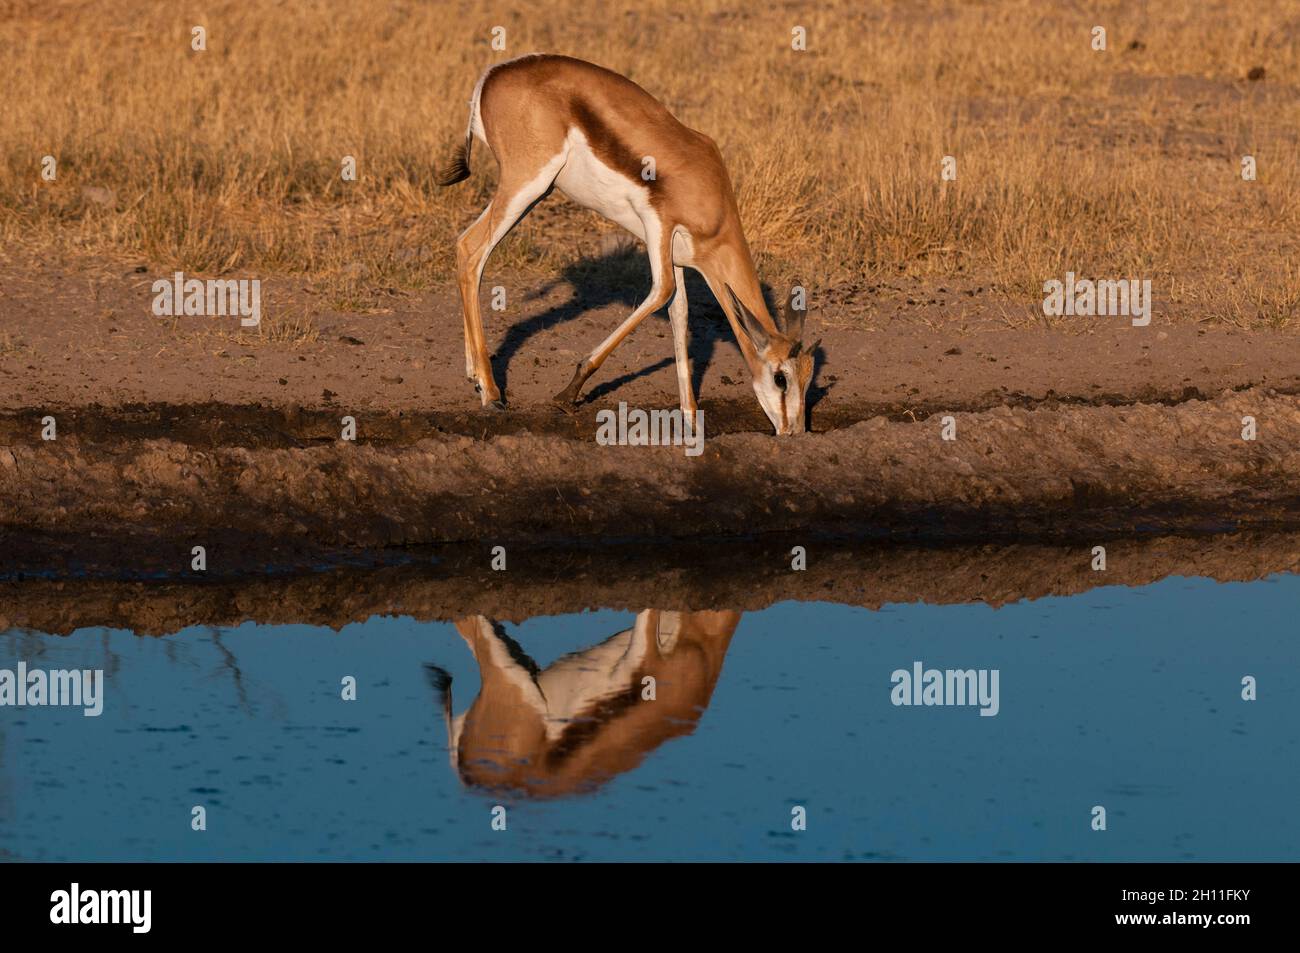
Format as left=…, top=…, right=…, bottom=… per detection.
left=427, top=609, right=740, bottom=797
left=438, top=53, right=814, bottom=435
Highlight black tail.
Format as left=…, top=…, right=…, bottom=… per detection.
left=436, top=135, right=472, bottom=187
left=424, top=663, right=453, bottom=697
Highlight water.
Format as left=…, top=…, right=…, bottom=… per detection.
left=1, top=572, right=1296, bottom=861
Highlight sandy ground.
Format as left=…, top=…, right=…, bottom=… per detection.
left=4, top=255, right=1300, bottom=429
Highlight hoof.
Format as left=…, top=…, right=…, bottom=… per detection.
left=473, top=381, right=503, bottom=407
left=553, top=362, right=588, bottom=409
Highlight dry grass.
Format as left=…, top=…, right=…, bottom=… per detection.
left=227, top=308, right=321, bottom=348
left=0, top=330, right=28, bottom=358
left=158, top=303, right=322, bottom=348
left=1, top=0, right=1299, bottom=325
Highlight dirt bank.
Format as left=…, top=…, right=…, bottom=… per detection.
left=2, top=386, right=1299, bottom=575
left=4, top=529, right=1297, bottom=637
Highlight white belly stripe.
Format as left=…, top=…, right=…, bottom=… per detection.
left=555, top=128, right=655, bottom=242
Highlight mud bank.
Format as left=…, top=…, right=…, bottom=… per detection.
left=1, top=387, right=1299, bottom=571
left=3, top=529, right=1297, bottom=637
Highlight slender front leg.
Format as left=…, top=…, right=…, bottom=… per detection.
left=667, top=266, right=697, bottom=418
left=555, top=227, right=675, bottom=406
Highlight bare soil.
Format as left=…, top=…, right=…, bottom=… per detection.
left=3, top=255, right=1300, bottom=576
left=5, top=255, right=1300, bottom=428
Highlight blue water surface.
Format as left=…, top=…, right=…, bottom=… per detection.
left=1, top=573, right=1296, bottom=861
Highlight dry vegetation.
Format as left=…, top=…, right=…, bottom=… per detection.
left=1, top=0, right=1298, bottom=325
left=0, top=329, right=27, bottom=358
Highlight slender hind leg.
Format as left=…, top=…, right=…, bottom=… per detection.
left=667, top=265, right=697, bottom=418
left=458, top=207, right=489, bottom=382
left=455, top=206, right=503, bottom=405
left=555, top=224, right=676, bottom=406
left=455, top=161, right=562, bottom=406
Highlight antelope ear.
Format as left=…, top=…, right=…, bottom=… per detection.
left=797, top=350, right=815, bottom=391
left=796, top=338, right=821, bottom=391
left=725, top=284, right=770, bottom=352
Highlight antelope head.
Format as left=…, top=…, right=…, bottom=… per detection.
left=727, top=286, right=817, bottom=435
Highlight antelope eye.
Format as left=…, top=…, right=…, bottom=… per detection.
left=774, top=371, right=788, bottom=391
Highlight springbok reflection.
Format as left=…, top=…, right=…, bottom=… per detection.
left=428, top=609, right=740, bottom=798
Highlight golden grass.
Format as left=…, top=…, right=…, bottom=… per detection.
left=227, top=307, right=321, bottom=348
left=0, top=330, right=28, bottom=358
left=1, top=0, right=1298, bottom=325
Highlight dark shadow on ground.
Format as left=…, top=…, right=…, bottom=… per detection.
left=805, top=344, right=833, bottom=418
left=490, top=244, right=783, bottom=405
